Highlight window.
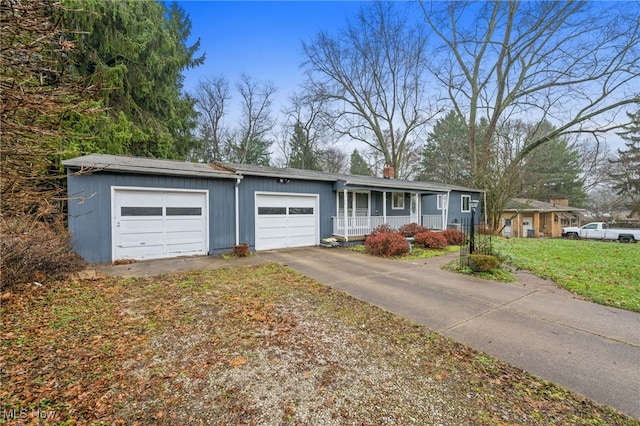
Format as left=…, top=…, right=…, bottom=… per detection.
left=121, top=207, right=162, bottom=216
left=258, top=207, right=286, bottom=215
left=338, top=191, right=370, bottom=216
left=166, top=207, right=202, bottom=216
left=392, top=192, right=404, bottom=210
left=289, top=207, right=313, bottom=215
left=437, top=194, right=446, bottom=210
left=504, top=218, right=512, bottom=226
left=461, top=195, right=471, bottom=212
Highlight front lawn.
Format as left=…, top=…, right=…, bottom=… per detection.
left=494, top=238, right=640, bottom=312
left=1, top=264, right=634, bottom=425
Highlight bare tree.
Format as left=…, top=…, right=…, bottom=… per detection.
left=318, top=147, right=348, bottom=174
left=302, top=2, right=435, bottom=177
left=421, top=1, right=640, bottom=226
left=276, top=89, right=332, bottom=169
left=229, top=74, right=277, bottom=165
left=191, top=75, right=230, bottom=162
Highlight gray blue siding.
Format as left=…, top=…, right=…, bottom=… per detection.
left=237, top=176, right=335, bottom=248
left=67, top=172, right=236, bottom=263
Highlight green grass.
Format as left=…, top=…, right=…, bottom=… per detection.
left=493, top=238, right=640, bottom=312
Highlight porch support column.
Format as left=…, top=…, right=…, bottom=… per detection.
left=383, top=191, right=387, bottom=222
left=343, top=189, right=349, bottom=242
left=444, top=190, right=451, bottom=230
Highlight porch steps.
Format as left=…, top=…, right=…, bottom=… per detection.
left=332, top=235, right=367, bottom=242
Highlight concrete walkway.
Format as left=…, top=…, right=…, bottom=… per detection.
left=96, top=247, right=640, bottom=418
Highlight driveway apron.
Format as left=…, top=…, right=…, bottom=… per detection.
left=260, top=247, right=640, bottom=419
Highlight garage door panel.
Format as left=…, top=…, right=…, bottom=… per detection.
left=255, top=194, right=318, bottom=250
left=113, top=189, right=208, bottom=261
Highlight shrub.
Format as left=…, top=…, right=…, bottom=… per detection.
left=398, top=223, right=428, bottom=237
left=441, top=229, right=465, bottom=245
left=414, top=231, right=448, bottom=249
left=369, top=223, right=397, bottom=237
left=364, top=232, right=410, bottom=257
left=468, top=254, right=500, bottom=272
left=0, top=219, right=86, bottom=289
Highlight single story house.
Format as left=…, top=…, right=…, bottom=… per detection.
left=63, top=154, right=484, bottom=263
left=499, top=198, right=584, bottom=238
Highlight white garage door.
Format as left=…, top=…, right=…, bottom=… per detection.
left=112, top=188, right=208, bottom=261
left=255, top=193, right=318, bottom=250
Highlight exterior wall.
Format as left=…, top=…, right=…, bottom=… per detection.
left=368, top=191, right=411, bottom=217
left=500, top=211, right=571, bottom=238
left=237, top=176, right=335, bottom=249
left=422, top=191, right=483, bottom=227
left=67, top=171, right=236, bottom=263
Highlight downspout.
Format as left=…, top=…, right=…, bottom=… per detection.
left=234, top=176, right=241, bottom=246
left=343, top=189, right=349, bottom=242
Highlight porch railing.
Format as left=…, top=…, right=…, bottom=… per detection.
left=332, top=215, right=444, bottom=238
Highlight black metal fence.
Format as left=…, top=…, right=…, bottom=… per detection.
left=459, top=217, right=493, bottom=265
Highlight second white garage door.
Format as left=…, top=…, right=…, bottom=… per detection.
left=255, top=193, right=319, bottom=250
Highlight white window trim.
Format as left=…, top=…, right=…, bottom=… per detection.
left=461, top=195, right=471, bottom=212
left=337, top=190, right=371, bottom=217
left=437, top=194, right=445, bottom=210
left=392, top=192, right=405, bottom=210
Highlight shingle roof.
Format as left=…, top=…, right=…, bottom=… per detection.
left=221, top=162, right=483, bottom=194
left=504, top=198, right=584, bottom=212
left=62, top=154, right=238, bottom=179
left=63, top=154, right=484, bottom=194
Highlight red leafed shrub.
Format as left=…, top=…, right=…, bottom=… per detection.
left=365, top=232, right=410, bottom=257
left=369, top=223, right=397, bottom=236
left=398, top=222, right=428, bottom=237
left=414, top=231, right=448, bottom=249
left=441, top=229, right=465, bottom=245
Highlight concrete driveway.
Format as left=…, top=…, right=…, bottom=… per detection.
left=259, top=247, right=640, bottom=419
left=98, top=246, right=640, bottom=418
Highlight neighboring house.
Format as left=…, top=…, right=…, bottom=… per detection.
left=499, top=198, right=584, bottom=238
left=63, top=154, right=484, bottom=263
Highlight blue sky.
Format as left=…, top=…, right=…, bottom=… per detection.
left=178, top=1, right=365, bottom=100
left=176, top=1, right=631, bottom=153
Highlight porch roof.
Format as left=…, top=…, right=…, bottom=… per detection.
left=335, top=175, right=481, bottom=194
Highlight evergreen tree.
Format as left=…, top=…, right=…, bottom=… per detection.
left=519, top=124, right=587, bottom=206
left=62, top=0, right=204, bottom=159
left=349, top=149, right=372, bottom=176
left=419, top=111, right=471, bottom=185
left=610, top=109, right=640, bottom=217
left=289, top=121, right=320, bottom=170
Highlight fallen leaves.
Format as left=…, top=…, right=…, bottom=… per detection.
left=0, top=264, right=634, bottom=425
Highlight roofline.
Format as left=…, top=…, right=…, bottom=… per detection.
left=62, top=154, right=485, bottom=193
left=63, top=154, right=239, bottom=180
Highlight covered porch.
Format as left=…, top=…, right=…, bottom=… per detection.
left=331, top=189, right=447, bottom=241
